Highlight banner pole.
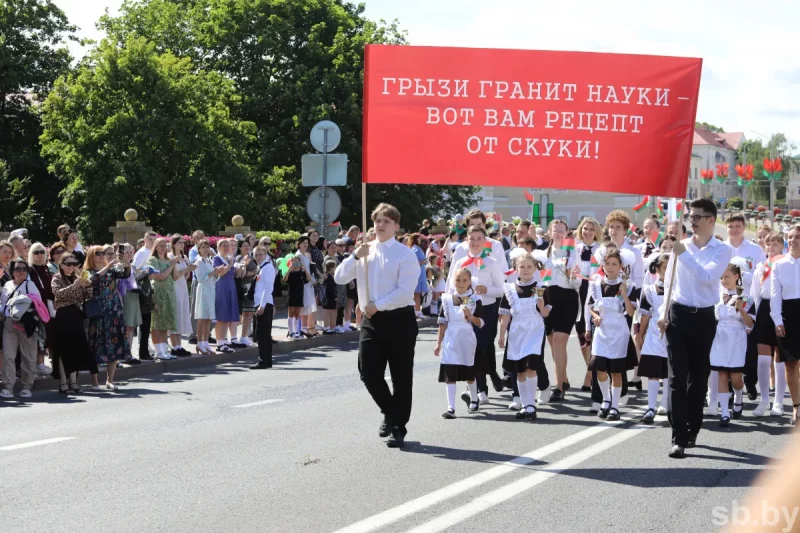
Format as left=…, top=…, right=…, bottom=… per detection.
left=362, top=181, right=370, bottom=304
left=660, top=201, right=686, bottom=339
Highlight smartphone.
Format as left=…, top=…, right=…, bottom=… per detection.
left=81, top=269, right=90, bottom=280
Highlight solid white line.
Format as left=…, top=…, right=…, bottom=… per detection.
left=0, top=437, right=75, bottom=451
left=404, top=426, right=652, bottom=533
left=678, top=96, right=690, bottom=100
left=232, top=399, right=285, bottom=409
left=332, top=418, right=634, bottom=533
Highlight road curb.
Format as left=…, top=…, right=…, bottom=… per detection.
left=32, top=317, right=438, bottom=391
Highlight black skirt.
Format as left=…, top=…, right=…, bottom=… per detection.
left=50, top=304, right=98, bottom=379
left=777, top=298, right=800, bottom=362
left=545, top=285, right=579, bottom=335
left=502, top=353, right=542, bottom=374
left=589, top=355, right=628, bottom=374
left=710, top=364, right=746, bottom=373
left=575, top=279, right=589, bottom=337
left=754, top=299, right=778, bottom=348
left=638, top=354, right=669, bottom=379
left=438, top=364, right=476, bottom=383
left=287, top=286, right=305, bottom=308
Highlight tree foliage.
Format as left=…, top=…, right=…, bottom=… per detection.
left=99, top=0, right=477, bottom=232
left=40, top=37, right=257, bottom=243
left=737, top=134, right=798, bottom=204
left=696, top=122, right=724, bottom=133
left=0, top=0, right=77, bottom=240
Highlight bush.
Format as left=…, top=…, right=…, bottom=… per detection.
left=726, top=197, right=743, bottom=209
left=791, top=209, right=800, bottom=218
left=757, top=205, right=767, bottom=213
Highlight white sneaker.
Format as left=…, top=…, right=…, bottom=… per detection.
left=706, top=405, right=719, bottom=416
left=753, top=402, right=770, bottom=417
left=155, top=352, right=171, bottom=360
left=336, top=326, right=348, bottom=334
left=657, top=406, right=668, bottom=416
left=771, top=403, right=785, bottom=417
left=0, top=389, right=13, bottom=399
left=106, top=382, right=117, bottom=391
left=538, top=388, right=551, bottom=404
left=619, top=395, right=629, bottom=407
left=37, top=363, right=52, bottom=374
left=19, top=389, right=32, bottom=398
left=478, top=392, right=489, bottom=405
left=91, top=385, right=103, bottom=392
left=590, top=402, right=601, bottom=413
left=509, top=397, right=522, bottom=410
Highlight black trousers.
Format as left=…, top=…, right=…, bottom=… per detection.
left=666, top=303, right=716, bottom=447
left=256, top=304, right=274, bottom=366
left=139, top=312, right=151, bottom=358
left=743, top=331, right=758, bottom=389
left=358, top=306, right=418, bottom=430
left=475, top=302, right=500, bottom=394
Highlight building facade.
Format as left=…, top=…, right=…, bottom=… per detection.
left=692, top=128, right=746, bottom=202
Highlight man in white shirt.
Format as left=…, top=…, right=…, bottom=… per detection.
left=658, top=198, right=733, bottom=459
left=334, top=203, right=420, bottom=448
left=725, top=213, right=767, bottom=401
left=250, top=245, right=277, bottom=370
left=451, top=210, right=509, bottom=273
left=133, top=231, right=158, bottom=270
left=447, top=225, right=506, bottom=399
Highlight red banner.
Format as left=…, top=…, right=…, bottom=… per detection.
left=363, top=45, right=702, bottom=198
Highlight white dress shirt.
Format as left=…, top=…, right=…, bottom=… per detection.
left=451, top=237, right=509, bottom=273
left=133, top=246, right=153, bottom=270
left=254, top=259, right=277, bottom=309
left=334, top=237, right=419, bottom=313
left=661, top=236, right=732, bottom=311
left=770, top=254, right=800, bottom=327
left=446, top=252, right=505, bottom=306
left=750, top=261, right=772, bottom=309
left=725, top=238, right=766, bottom=296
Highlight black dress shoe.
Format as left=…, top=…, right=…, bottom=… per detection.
left=720, top=416, right=730, bottom=427
left=629, top=380, right=643, bottom=391
left=379, top=417, right=392, bottom=438
left=581, top=385, right=592, bottom=392
left=250, top=362, right=272, bottom=370
left=745, top=382, right=758, bottom=401
left=562, top=382, right=571, bottom=392
left=732, top=403, right=743, bottom=420
left=669, top=445, right=686, bottom=459
left=174, top=348, right=191, bottom=357
left=490, top=374, right=504, bottom=393
left=188, top=337, right=198, bottom=345
left=386, top=427, right=406, bottom=448
left=550, top=388, right=564, bottom=401
left=208, top=337, right=217, bottom=344
left=124, top=358, right=142, bottom=366
left=140, top=354, right=155, bottom=361
left=687, top=439, right=696, bottom=448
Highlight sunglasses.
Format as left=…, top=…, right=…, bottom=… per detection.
left=63, top=262, right=79, bottom=267
left=13, top=267, right=28, bottom=272
left=33, top=250, right=45, bottom=255
left=94, top=251, right=105, bottom=257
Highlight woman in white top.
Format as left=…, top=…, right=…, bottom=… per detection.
left=540, top=219, right=580, bottom=401
left=295, top=236, right=319, bottom=336
left=170, top=234, right=196, bottom=355
left=574, top=217, right=602, bottom=392
left=0, top=259, right=42, bottom=399
left=770, top=224, right=800, bottom=426
left=750, top=232, right=787, bottom=417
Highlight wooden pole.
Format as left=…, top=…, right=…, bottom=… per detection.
left=362, top=182, right=370, bottom=303
left=660, top=200, right=687, bottom=338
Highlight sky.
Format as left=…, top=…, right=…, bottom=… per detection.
left=55, top=0, right=799, bottom=149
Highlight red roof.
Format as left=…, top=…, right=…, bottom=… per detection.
left=693, top=128, right=744, bottom=150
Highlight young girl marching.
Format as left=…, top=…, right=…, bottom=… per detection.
left=575, top=217, right=602, bottom=392
left=434, top=267, right=484, bottom=418
left=586, top=249, right=636, bottom=421
left=635, top=253, right=671, bottom=423
left=751, top=232, right=787, bottom=417
left=710, top=259, right=755, bottom=427
left=498, top=252, right=551, bottom=420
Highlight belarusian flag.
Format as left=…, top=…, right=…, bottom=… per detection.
left=525, top=191, right=534, bottom=205
left=655, top=198, right=665, bottom=218
left=540, top=269, right=552, bottom=284
left=626, top=224, right=638, bottom=237
left=653, top=231, right=665, bottom=246
left=590, top=256, right=600, bottom=268
left=560, top=239, right=575, bottom=252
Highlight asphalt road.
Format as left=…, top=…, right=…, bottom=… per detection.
left=2, top=325, right=796, bottom=533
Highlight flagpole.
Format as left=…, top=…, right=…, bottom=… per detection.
left=362, top=181, right=370, bottom=304
left=660, top=201, right=686, bottom=339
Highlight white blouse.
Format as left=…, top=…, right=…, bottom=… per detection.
left=770, top=254, right=800, bottom=327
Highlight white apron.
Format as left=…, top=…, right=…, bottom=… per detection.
left=710, top=293, right=749, bottom=369
left=440, top=294, right=477, bottom=367
left=503, top=283, right=545, bottom=361
left=640, top=284, right=668, bottom=358
left=590, top=280, right=631, bottom=360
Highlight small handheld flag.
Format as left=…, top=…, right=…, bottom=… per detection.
left=524, top=191, right=534, bottom=205
left=560, top=239, right=575, bottom=252
left=540, top=269, right=552, bottom=284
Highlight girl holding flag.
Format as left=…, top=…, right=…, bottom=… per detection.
left=575, top=217, right=602, bottom=392
left=541, top=219, right=580, bottom=401
left=636, top=217, right=661, bottom=262
left=498, top=252, right=551, bottom=420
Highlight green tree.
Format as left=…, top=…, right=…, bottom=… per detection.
left=737, top=135, right=798, bottom=205
left=99, top=0, right=477, bottom=232
left=696, top=122, right=724, bottom=133
left=40, top=36, right=257, bottom=243
left=0, top=0, right=78, bottom=240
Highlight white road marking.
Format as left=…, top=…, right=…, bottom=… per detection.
left=0, top=437, right=75, bottom=451
left=332, top=413, right=644, bottom=533
left=404, top=425, right=652, bottom=533
left=232, top=399, right=285, bottom=409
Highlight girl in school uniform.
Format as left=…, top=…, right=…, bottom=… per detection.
left=575, top=217, right=602, bottom=392
left=710, top=259, right=755, bottom=427
left=498, top=252, right=551, bottom=420
left=321, top=260, right=339, bottom=335
left=541, top=219, right=581, bottom=401
left=585, top=248, right=636, bottom=421
left=434, top=267, right=484, bottom=418
left=635, top=253, right=671, bottom=423
left=751, top=232, right=787, bottom=417
left=284, top=256, right=311, bottom=339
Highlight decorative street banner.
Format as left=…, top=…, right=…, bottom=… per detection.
left=363, top=45, right=702, bottom=198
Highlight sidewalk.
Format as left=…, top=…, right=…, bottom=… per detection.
left=30, top=314, right=438, bottom=391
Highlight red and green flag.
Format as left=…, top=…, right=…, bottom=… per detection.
left=653, top=230, right=665, bottom=246
left=590, top=255, right=601, bottom=268
left=540, top=269, right=552, bottom=284
left=560, top=239, right=575, bottom=252
left=524, top=191, right=534, bottom=205
left=653, top=198, right=665, bottom=218
left=626, top=224, right=638, bottom=237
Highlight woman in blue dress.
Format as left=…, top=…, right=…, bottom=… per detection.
left=406, top=233, right=429, bottom=319
left=213, top=239, right=239, bottom=353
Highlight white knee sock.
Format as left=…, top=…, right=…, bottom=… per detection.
left=660, top=379, right=670, bottom=409
left=526, top=377, right=538, bottom=411
left=775, top=362, right=787, bottom=408
left=446, top=383, right=456, bottom=410
left=611, top=386, right=622, bottom=410
left=757, top=355, right=772, bottom=405
left=709, top=371, right=720, bottom=410
left=468, top=381, right=478, bottom=402
left=733, top=387, right=744, bottom=408
left=517, top=379, right=528, bottom=407
left=648, top=379, right=660, bottom=410
left=720, top=392, right=731, bottom=418
left=599, top=379, right=611, bottom=404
